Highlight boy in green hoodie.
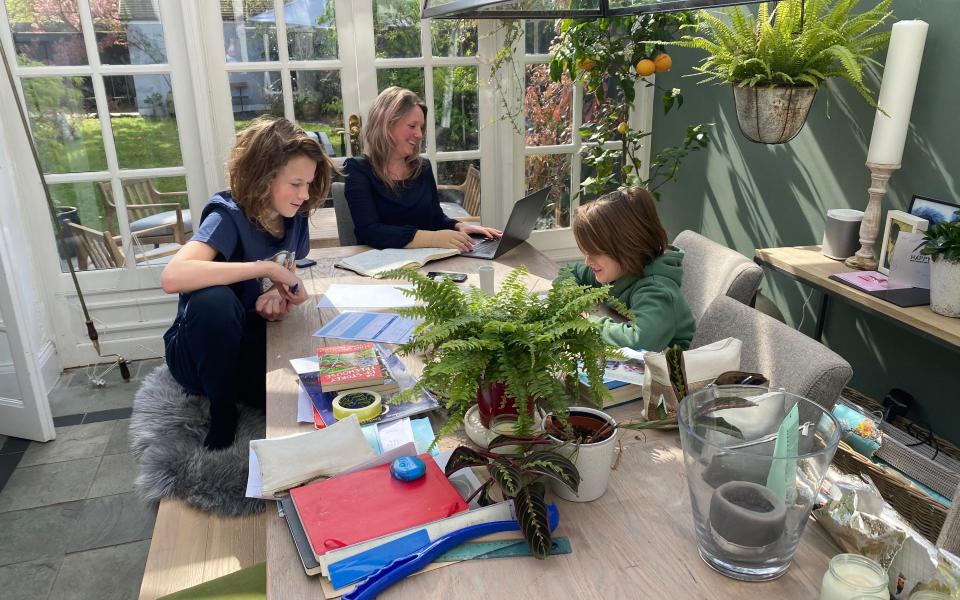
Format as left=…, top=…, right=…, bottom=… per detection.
left=556, top=187, right=695, bottom=351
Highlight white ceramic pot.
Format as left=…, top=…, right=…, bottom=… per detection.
left=546, top=407, right=618, bottom=503
left=930, top=257, right=960, bottom=318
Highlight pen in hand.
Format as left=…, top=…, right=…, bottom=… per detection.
left=290, top=283, right=299, bottom=294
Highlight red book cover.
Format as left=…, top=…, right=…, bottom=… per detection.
left=311, top=404, right=326, bottom=429
left=315, top=342, right=383, bottom=391
left=289, top=454, right=468, bottom=560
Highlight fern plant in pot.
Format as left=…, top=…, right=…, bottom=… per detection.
left=385, top=266, right=632, bottom=439
left=678, top=0, right=893, bottom=144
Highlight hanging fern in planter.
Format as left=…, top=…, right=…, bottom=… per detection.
left=383, top=266, right=633, bottom=444
left=679, top=0, right=893, bottom=105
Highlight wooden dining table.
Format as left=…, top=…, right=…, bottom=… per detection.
left=264, top=242, right=837, bottom=598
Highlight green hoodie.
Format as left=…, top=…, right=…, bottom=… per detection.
left=557, top=247, right=696, bottom=351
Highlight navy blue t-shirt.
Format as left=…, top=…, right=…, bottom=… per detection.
left=344, top=156, right=458, bottom=249
left=168, top=193, right=309, bottom=325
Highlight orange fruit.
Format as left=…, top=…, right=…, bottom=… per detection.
left=635, top=59, right=655, bottom=77
left=578, top=58, right=597, bottom=71
left=654, top=53, right=673, bottom=73
left=617, top=122, right=629, bottom=135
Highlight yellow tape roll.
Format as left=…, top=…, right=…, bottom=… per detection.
left=332, top=390, right=382, bottom=423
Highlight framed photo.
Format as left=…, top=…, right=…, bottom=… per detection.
left=878, top=210, right=928, bottom=275
left=908, top=194, right=960, bottom=225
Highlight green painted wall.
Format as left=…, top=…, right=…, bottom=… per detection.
left=650, top=0, right=960, bottom=442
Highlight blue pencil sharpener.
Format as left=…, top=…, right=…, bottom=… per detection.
left=390, top=455, right=426, bottom=482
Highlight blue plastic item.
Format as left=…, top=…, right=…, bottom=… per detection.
left=390, top=455, right=426, bottom=481
left=342, top=504, right=560, bottom=600
left=328, top=529, right=431, bottom=589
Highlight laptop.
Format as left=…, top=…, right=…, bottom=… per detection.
left=461, top=187, right=551, bottom=259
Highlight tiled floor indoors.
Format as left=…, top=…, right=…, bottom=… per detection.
left=0, top=358, right=165, bottom=600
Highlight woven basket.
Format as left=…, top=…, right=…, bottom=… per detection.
left=842, top=389, right=960, bottom=498
left=832, top=388, right=959, bottom=543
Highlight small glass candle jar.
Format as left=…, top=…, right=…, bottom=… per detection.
left=820, top=554, right=888, bottom=600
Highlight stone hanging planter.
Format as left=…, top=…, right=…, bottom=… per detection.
left=929, top=257, right=960, bottom=318
left=732, top=84, right=818, bottom=144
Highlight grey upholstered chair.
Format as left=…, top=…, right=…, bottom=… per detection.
left=692, top=296, right=853, bottom=409
left=331, top=182, right=357, bottom=246
left=672, top=230, right=763, bottom=320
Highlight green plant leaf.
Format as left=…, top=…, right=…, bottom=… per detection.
left=515, top=481, right=552, bottom=559
left=489, top=458, right=523, bottom=497
left=520, top=451, right=581, bottom=493
left=443, top=446, right=490, bottom=477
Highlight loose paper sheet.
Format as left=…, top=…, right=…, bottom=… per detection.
left=317, top=284, right=417, bottom=309
left=313, top=311, right=420, bottom=344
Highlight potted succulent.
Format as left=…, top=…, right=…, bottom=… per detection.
left=919, top=221, right=960, bottom=317
left=677, top=0, right=893, bottom=144
left=385, top=266, right=632, bottom=439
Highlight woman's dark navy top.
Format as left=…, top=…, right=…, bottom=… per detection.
left=343, top=156, right=457, bottom=249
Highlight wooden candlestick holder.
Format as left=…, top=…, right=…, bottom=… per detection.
left=845, top=162, right=900, bottom=271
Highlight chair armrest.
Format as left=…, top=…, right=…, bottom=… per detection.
left=125, top=202, right=183, bottom=212
left=455, top=216, right=481, bottom=223
left=153, top=190, right=188, bottom=201
left=134, top=246, right=180, bottom=263
left=437, top=183, right=465, bottom=193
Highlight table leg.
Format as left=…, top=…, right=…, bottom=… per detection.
left=814, top=292, right=830, bottom=342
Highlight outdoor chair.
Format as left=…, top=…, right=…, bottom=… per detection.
left=97, top=179, right=192, bottom=247
left=692, top=296, right=853, bottom=409
left=330, top=182, right=357, bottom=246
left=672, top=230, right=763, bottom=321
left=438, top=165, right=480, bottom=222
left=67, top=222, right=179, bottom=270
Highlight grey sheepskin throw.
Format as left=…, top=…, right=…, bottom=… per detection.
left=129, top=365, right=265, bottom=516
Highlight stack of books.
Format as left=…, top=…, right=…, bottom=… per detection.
left=297, top=342, right=438, bottom=428
left=575, top=355, right=645, bottom=408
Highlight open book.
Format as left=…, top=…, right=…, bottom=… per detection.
left=335, top=247, right=458, bottom=278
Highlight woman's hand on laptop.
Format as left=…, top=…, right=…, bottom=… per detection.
left=456, top=223, right=503, bottom=239
left=430, top=229, right=475, bottom=252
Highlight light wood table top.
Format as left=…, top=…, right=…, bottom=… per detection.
left=265, top=243, right=836, bottom=598
left=755, top=245, right=960, bottom=350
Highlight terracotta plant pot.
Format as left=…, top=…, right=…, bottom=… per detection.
left=732, top=84, right=817, bottom=144
left=545, top=407, right=618, bottom=502
left=476, top=381, right=534, bottom=429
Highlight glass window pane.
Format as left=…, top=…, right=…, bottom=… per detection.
left=50, top=181, right=111, bottom=272
left=376, top=68, right=424, bottom=99
left=436, top=159, right=479, bottom=208
left=526, top=153, right=571, bottom=230
left=104, top=75, right=182, bottom=169
left=6, top=0, right=88, bottom=66
left=525, top=64, right=572, bottom=147
left=431, top=19, right=476, bottom=57
left=582, top=78, right=626, bottom=129
left=525, top=19, right=559, bottom=55
left=22, top=76, right=106, bottom=174
left=433, top=66, right=478, bottom=152
left=97, top=0, right=167, bottom=65
left=374, top=0, right=421, bottom=58
left=223, top=1, right=279, bottom=63
left=123, top=176, right=190, bottom=268
left=293, top=70, right=344, bottom=157
left=287, top=0, right=338, bottom=60
left=229, top=71, right=283, bottom=131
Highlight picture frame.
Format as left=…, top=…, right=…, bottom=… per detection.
left=907, top=194, right=960, bottom=226
left=878, top=210, right=928, bottom=275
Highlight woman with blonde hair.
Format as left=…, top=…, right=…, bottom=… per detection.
left=161, top=117, right=335, bottom=449
left=344, top=86, right=500, bottom=250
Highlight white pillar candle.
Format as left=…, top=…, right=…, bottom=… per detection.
left=866, top=20, right=928, bottom=166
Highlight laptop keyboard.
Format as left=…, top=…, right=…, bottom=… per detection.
left=466, top=236, right=497, bottom=257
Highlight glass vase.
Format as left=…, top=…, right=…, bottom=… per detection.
left=677, top=385, right=841, bottom=581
